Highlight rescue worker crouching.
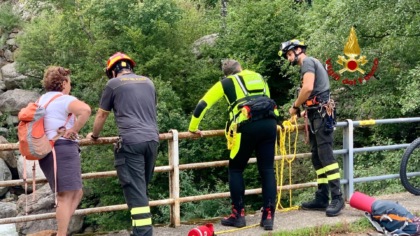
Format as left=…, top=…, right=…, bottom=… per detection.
left=279, top=39, right=344, bottom=217
left=188, top=59, right=279, bottom=230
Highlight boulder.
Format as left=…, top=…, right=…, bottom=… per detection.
left=0, top=136, right=17, bottom=168
left=0, top=158, right=12, bottom=197
left=17, top=155, right=45, bottom=192
left=192, top=33, right=218, bottom=58
left=0, top=202, right=17, bottom=218
left=0, top=89, right=39, bottom=115
left=16, top=184, right=84, bottom=235
left=1, top=62, right=35, bottom=90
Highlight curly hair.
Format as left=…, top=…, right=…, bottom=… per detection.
left=42, top=66, right=71, bottom=91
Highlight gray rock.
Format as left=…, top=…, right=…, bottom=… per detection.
left=192, top=33, right=218, bottom=58
left=16, top=184, right=84, bottom=235
left=1, top=62, right=34, bottom=90
left=0, top=158, right=12, bottom=197
left=0, top=202, right=17, bottom=218
left=0, top=89, right=39, bottom=115
left=17, top=155, right=45, bottom=192
left=0, top=136, right=17, bottom=168
left=4, top=49, right=13, bottom=62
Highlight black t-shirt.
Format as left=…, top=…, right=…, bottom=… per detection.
left=100, top=73, right=159, bottom=144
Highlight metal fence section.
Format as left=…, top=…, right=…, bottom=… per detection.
left=0, top=117, right=419, bottom=227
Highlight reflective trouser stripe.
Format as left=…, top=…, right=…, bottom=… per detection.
left=131, top=206, right=150, bottom=215
left=316, top=163, right=340, bottom=183
left=131, top=206, right=152, bottom=227
left=132, top=218, right=152, bottom=227
left=324, top=163, right=339, bottom=172
left=327, top=172, right=340, bottom=181
left=317, top=178, right=328, bottom=184
left=316, top=168, right=325, bottom=175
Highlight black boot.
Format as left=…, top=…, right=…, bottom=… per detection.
left=326, top=195, right=345, bottom=216
left=221, top=206, right=246, bottom=228
left=260, top=207, right=275, bottom=230
left=301, top=184, right=329, bottom=210
left=326, top=179, right=345, bottom=216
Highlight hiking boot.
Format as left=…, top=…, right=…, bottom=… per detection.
left=221, top=207, right=246, bottom=228
left=301, top=194, right=329, bottom=211
left=326, top=196, right=345, bottom=217
left=259, top=207, right=274, bottom=230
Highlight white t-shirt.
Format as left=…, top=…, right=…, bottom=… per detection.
left=38, top=91, right=77, bottom=140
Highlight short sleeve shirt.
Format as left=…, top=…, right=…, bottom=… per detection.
left=40, top=91, right=77, bottom=140
left=99, top=73, right=159, bottom=144
left=300, top=57, right=330, bottom=98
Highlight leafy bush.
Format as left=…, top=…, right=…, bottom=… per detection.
left=0, top=3, right=22, bottom=32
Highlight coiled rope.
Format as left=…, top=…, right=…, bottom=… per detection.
left=275, top=117, right=300, bottom=212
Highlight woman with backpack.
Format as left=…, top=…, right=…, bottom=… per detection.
left=38, top=66, right=91, bottom=236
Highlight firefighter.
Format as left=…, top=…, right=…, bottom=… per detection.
left=188, top=59, right=279, bottom=230
left=279, top=39, right=344, bottom=216
left=87, top=52, right=159, bottom=235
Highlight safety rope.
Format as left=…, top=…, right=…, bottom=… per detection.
left=323, top=99, right=335, bottom=117
left=275, top=117, right=300, bottom=212
left=214, top=223, right=260, bottom=235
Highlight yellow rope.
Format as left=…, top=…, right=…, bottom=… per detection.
left=275, top=117, right=299, bottom=212
left=214, top=223, right=260, bottom=235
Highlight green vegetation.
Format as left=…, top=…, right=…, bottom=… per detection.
left=0, top=3, right=22, bottom=32
left=270, top=217, right=374, bottom=236
left=1, top=0, right=419, bottom=232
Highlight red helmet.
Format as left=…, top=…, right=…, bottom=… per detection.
left=105, top=52, right=136, bottom=78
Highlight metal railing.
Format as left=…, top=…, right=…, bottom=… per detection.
left=0, top=117, right=419, bottom=227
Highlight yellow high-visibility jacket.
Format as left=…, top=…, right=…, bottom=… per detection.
left=188, top=69, right=278, bottom=132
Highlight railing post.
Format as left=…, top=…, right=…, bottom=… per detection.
left=342, top=119, right=354, bottom=201
left=168, top=129, right=180, bottom=227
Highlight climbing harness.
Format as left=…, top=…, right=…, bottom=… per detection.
left=275, top=118, right=300, bottom=212
left=305, top=98, right=336, bottom=134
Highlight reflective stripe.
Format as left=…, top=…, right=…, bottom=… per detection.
left=327, top=172, right=340, bottom=180
left=132, top=218, right=152, bottom=227
left=131, top=206, right=150, bottom=215
left=317, top=178, right=328, bottom=184
left=316, top=168, right=325, bottom=175
left=233, top=75, right=250, bottom=96
left=324, top=163, right=339, bottom=172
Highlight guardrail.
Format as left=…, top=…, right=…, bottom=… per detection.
left=0, top=117, right=419, bottom=227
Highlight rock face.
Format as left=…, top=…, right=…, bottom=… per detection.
left=192, top=33, right=218, bottom=58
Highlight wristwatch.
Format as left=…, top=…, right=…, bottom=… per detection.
left=292, top=103, right=300, bottom=110
left=91, top=134, right=99, bottom=140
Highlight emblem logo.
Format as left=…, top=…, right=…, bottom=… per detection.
left=326, top=27, right=379, bottom=85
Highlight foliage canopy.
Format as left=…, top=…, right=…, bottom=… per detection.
left=2, top=0, right=418, bottom=231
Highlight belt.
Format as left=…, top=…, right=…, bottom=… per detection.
left=305, top=96, right=320, bottom=107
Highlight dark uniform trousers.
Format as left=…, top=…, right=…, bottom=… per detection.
left=114, top=140, right=159, bottom=236
left=307, top=108, right=341, bottom=200
left=228, top=118, right=278, bottom=211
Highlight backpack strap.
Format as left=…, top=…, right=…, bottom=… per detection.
left=41, top=93, right=63, bottom=108
left=52, top=147, right=58, bottom=207
left=365, top=212, right=386, bottom=233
